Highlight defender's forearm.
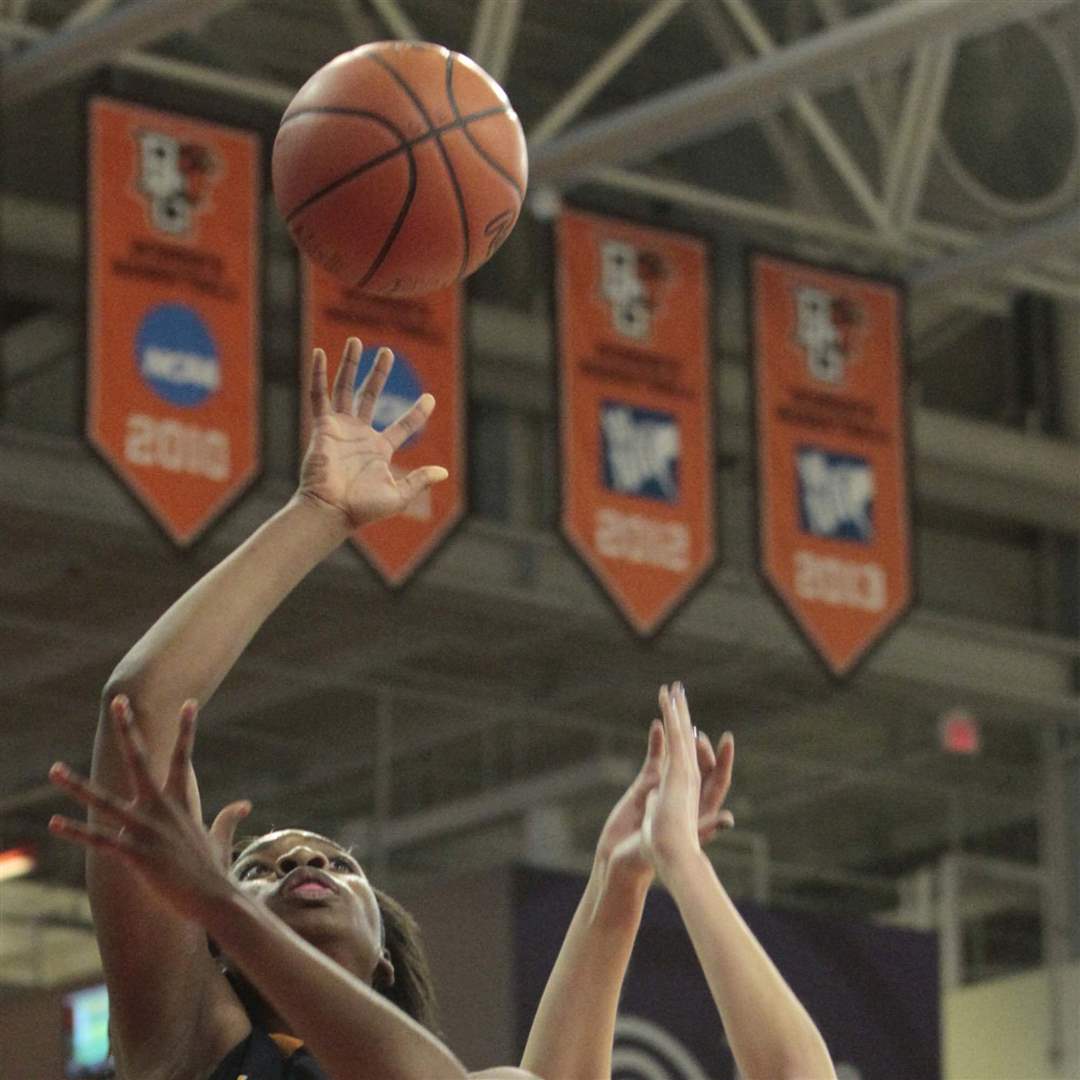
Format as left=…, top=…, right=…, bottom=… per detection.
left=520, top=864, right=649, bottom=1080
left=663, top=850, right=835, bottom=1080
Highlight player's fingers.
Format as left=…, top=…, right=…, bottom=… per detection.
left=660, top=683, right=690, bottom=765
left=309, top=348, right=329, bottom=418
left=332, top=337, right=363, bottom=413
left=383, top=392, right=435, bottom=451
left=164, top=701, right=198, bottom=806
left=641, top=718, right=664, bottom=772
left=699, top=809, right=735, bottom=845
left=353, top=346, right=393, bottom=423
left=48, top=814, right=139, bottom=857
left=110, top=696, right=157, bottom=801
left=48, top=763, right=135, bottom=825
left=695, top=730, right=716, bottom=775
left=396, top=465, right=448, bottom=507
left=709, top=731, right=735, bottom=803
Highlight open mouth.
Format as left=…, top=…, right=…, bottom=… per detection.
left=280, top=867, right=339, bottom=901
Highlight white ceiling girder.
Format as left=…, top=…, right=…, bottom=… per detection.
left=0, top=0, right=246, bottom=106
left=883, top=38, right=956, bottom=230
left=480, top=0, right=523, bottom=85
left=369, top=0, right=419, bottom=42
left=0, top=15, right=295, bottom=107
left=468, top=0, right=523, bottom=84
left=529, top=0, right=1074, bottom=187
left=331, top=0, right=375, bottom=46
left=809, top=0, right=893, bottom=145
left=718, top=0, right=889, bottom=230
left=61, top=0, right=118, bottom=29
left=589, top=167, right=1080, bottom=303
left=529, top=0, right=687, bottom=147
left=910, top=206, right=1080, bottom=291
left=689, top=0, right=832, bottom=217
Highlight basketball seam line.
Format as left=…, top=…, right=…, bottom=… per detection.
left=356, top=137, right=417, bottom=291
left=444, top=53, right=524, bottom=201
left=280, top=102, right=507, bottom=131
left=281, top=105, right=507, bottom=224
left=368, top=50, right=471, bottom=281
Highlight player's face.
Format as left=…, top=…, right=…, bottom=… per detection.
left=231, top=829, right=384, bottom=979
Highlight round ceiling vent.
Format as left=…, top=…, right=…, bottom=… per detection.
left=938, top=20, right=1078, bottom=218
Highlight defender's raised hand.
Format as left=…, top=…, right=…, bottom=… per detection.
left=601, top=704, right=734, bottom=894
left=49, top=697, right=251, bottom=925
left=299, top=337, right=449, bottom=529
left=641, top=683, right=734, bottom=876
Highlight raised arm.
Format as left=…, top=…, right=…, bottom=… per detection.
left=86, top=339, right=447, bottom=1077
left=520, top=722, right=733, bottom=1080
left=644, top=685, right=836, bottom=1080
left=53, top=705, right=468, bottom=1080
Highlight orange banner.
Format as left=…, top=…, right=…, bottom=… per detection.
left=86, top=97, right=261, bottom=547
left=301, top=261, right=464, bottom=586
left=752, top=252, right=913, bottom=678
left=558, top=209, right=715, bottom=637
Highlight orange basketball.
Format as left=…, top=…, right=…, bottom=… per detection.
left=272, top=41, right=528, bottom=297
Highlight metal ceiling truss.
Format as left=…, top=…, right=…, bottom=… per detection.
left=1, top=1, right=1077, bottom=300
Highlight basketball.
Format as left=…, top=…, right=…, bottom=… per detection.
left=272, top=41, right=528, bottom=297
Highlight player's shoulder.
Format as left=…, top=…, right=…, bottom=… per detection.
left=468, top=1068, right=541, bottom=1080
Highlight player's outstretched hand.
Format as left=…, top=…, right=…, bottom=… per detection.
left=299, top=337, right=449, bottom=529
left=639, top=683, right=734, bottom=879
left=599, top=688, right=734, bottom=895
left=48, top=696, right=251, bottom=925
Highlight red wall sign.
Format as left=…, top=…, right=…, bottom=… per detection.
left=300, top=260, right=464, bottom=586
left=86, top=97, right=262, bottom=547
left=558, top=209, right=715, bottom=637
left=751, top=252, right=913, bottom=677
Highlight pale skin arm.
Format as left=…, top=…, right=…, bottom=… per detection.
left=645, top=685, right=837, bottom=1080
left=52, top=705, right=471, bottom=1080
left=520, top=721, right=733, bottom=1080
left=86, top=339, right=448, bottom=1077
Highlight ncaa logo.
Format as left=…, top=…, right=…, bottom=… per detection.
left=600, top=240, right=668, bottom=340
left=136, top=130, right=217, bottom=236
left=796, top=446, right=875, bottom=543
left=612, top=1015, right=709, bottom=1080
left=600, top=402, right=680, bottom=503
left=793, top=286, right=862, bottom=385
left=352, top=347, right=424, bottom=445
left=135, top=304, right=220, bottom=408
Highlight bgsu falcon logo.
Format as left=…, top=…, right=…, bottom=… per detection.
left=793, top=286, right=863, bottom=385
left=135, top=131, right=217, bottom=236
left=600, top=239, right=670, bottom=341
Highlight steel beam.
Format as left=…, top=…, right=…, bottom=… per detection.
left=717, top=0, right=889, bottom=230
left=0, top=13, right=295, bottom=109
left=530, top=0, right=1074, bottom=187
left=588, top=168, right=1080, bottom=302
left=0, top=0, right=246, bottom=106
left=368, top=0, right=419, bottom=41
left=910, top=207, right=1080, bottom=291
left=689, top=0, right=833, bottom=217
left=530, top=0, right=687, bottom=146
left=883, top=39, right=956, bottom=229
left=809, top=0, right=893, bottom=145
left=468, top=0, right=523, bottom=83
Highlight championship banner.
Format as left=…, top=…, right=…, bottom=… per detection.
left=86, top=97, right=261, bottom=547
left=751, top=252, right=912, bottom=678
left=513, top=866, right=940, bottom=1080
left=301, top=260, right=464, bottom=586
left=557, top=209, right=715, bottom=637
